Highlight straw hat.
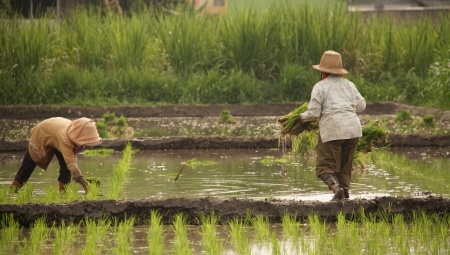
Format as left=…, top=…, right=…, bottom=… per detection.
left=312, top=50, right=348, bottom=75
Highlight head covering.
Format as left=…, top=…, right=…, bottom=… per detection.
left=312, top=50, right=348, bottom=75
left=68, top=117, right=102, bottom=146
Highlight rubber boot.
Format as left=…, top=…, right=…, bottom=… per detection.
left=343, top=187, right=350, bottom=199
left=10, top=180, right=23, bottom=193
left=322, top=174, right=344, bottom=201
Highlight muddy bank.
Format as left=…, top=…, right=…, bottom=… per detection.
left=1, top=102, right=450, bottom=120
left=1, top=135, right=450, bottom=152
left=1, top=196, right=449, bottom=227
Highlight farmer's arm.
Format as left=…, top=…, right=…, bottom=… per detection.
left=351, top=81, right=366, bottom=112
left=62, top=146, right=89, bottom=192
left=300, top=86, right=322, bottom=122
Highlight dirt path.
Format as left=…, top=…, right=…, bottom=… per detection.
left=1, top=196, right=449, bottom=227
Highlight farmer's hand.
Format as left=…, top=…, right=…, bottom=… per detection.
left=73, top=176, right=89, bottom=194
left=297, top=114, right=304, bottom=124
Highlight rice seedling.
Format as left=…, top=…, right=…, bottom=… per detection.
left=52, top=221, right=79, bottom=255
left=420, top=114, right=436, bottom=128
left=218, top=110, right=237, bottom=124
left=0, top=214, right=21, bottom=253
left=394, top=109, right=413, bottom=122
left=251, top=214, right=271, bottom=243
left=18, top=216, right=49, bottom=254
left=39, top=184, right=62, bottom=203
left=228, top=217, right=250, bottom=255
left=200, top=212, right=223, bottom=255
left=62, top=182, right=80, bottom=203
left=105, top=143, right=134, bottom=200
left=148, top=210, right=165, bottom=255
left=281, top=213, right=303, bottom=254
left=113, top=217, right=135, bottom=255
left=81, top=217, right=111, bottom=255
left=277, top=103, right=317, bottom=136
left=17, top=182, right=34, bottom=204
left=86, top=183, right=100, bottom=201
left=172, top=213, right=193, bottom=255
left=83, top=148, right=114, bottom=157
left=305, top=213, right=327, bottom=253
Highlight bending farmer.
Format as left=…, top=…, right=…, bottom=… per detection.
left=10, top=117, right=102, bottom=194
left=298, top=50, right=366, bottom=201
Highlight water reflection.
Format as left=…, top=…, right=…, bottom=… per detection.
left=0, top=149, right=449, bottom=202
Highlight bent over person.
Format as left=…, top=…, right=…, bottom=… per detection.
left=298, top=50, right=366, bottom=201
left=10, top=117, right=102, bottom=193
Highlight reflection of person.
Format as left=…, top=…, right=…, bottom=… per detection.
left=298, top=50, right=366, bottom=201
left=10, top=117, right=102, bottom=194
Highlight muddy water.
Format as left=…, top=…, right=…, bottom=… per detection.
left=1, top=148, right=449, bottom=202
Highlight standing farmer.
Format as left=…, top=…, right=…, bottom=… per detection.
left=298, top=50, right=366, bottom=201
left=10, top=117, right=102, bottom=194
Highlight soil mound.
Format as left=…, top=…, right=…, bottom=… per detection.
left=1, top=196, right=449, bottom=227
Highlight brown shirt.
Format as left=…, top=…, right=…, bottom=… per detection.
left=28, top=117, right=101, bottom=178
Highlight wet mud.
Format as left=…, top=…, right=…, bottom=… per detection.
left=1, top=196, right=450, bottom=227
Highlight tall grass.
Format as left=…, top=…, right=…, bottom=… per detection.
left=1, top=1, right=449, bottom=109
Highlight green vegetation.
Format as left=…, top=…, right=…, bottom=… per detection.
left=105, top=143, right=135, bottom=200
left=217, top=110, right=237, bottom=124
left=395, top=109, right=413, bottom=122
left=0, top=1, right=448, bottom=109
left=97, top=113, right=134, bottom=138
left=1, top=210, right=449, bottom=254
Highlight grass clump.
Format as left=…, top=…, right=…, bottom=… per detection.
left=420, top=114, right=436, bottom=128
left=395, top=109, right=413, bottom=122
left=218, top=110, right=237, bottom=124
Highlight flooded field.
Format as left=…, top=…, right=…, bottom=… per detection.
left=1, top=148, right=449, bottom=202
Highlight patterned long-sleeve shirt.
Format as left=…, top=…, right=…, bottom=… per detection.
left=299, top=75, right=366, bottom=143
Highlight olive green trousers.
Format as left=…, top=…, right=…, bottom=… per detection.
left=315, top=135, right=359, bottom=189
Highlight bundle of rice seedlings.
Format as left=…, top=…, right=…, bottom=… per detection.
left=277, top=103, right=318, bottom=136
left=357, top=120, right=388, bottom=153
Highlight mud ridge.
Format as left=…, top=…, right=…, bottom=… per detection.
left=1, top=134, right=450, bottom=152
left=1, top=196, right=449, bottom=227
left=1, top=102, right=449, bottom=120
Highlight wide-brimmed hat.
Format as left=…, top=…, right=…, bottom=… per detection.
left=312, top=50, right=348, bottom=75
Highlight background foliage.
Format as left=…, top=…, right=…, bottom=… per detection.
left=0, top=0, right=449, bottom=109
